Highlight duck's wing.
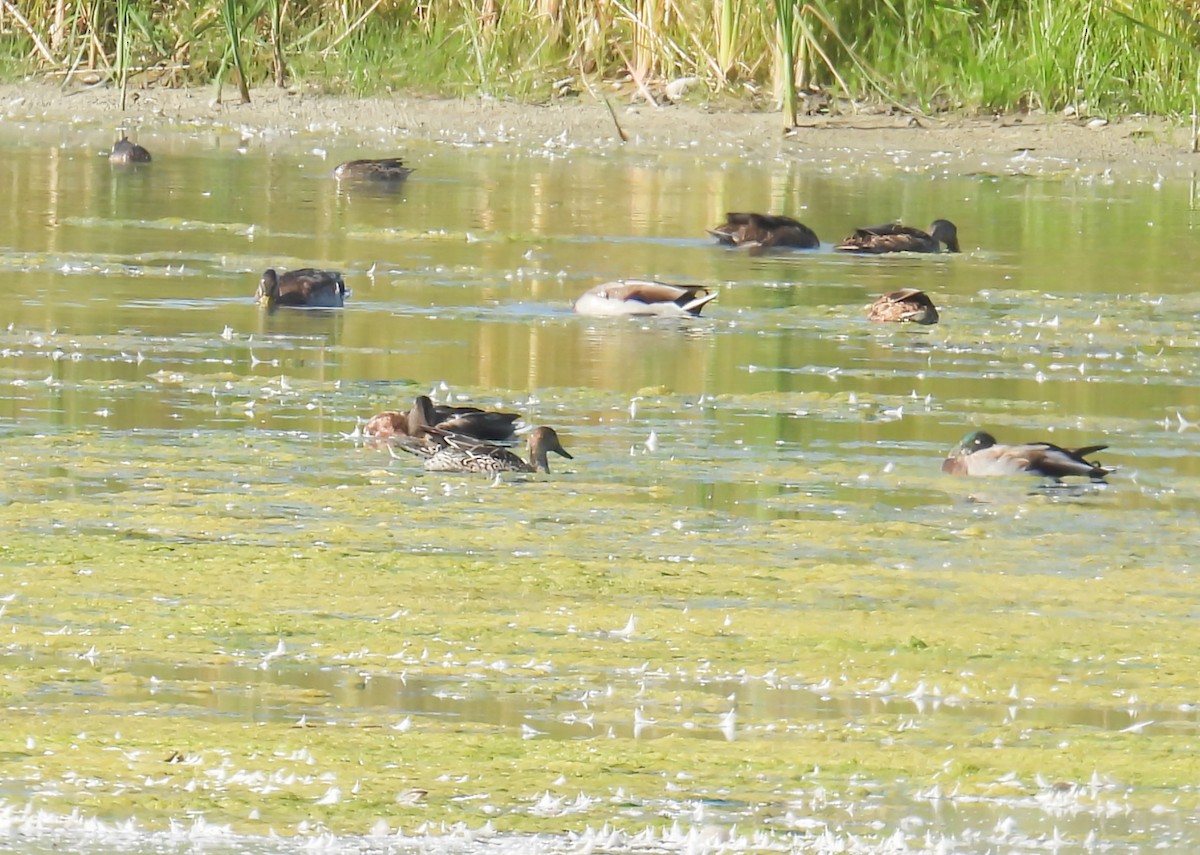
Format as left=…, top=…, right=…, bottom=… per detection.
left=1025, top=443, right=1112, bottom=479
left=868, top=289, right=938, bottom=323
left=837, top=225, right=935, bottom=253
left=436, top=411, right=521, bottom=443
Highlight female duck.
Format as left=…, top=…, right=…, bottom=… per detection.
left=707, top=212, right=819, bottom=251
left=364, top=395, right=521, bottom=443
left=333, top=158, right=414, bottom=182
left=406, top=426, right=573, bottom=474
left=574, top=280, right=717, bottom=317
left=256, top=268, right=346, bottom=308
left=837, top=219, right=960, bottom=254
left=867, top=288, right=939, bottom=325
left=109, top=136, right=151, bottom=164
left=942, top=431, right=1112, bottom=480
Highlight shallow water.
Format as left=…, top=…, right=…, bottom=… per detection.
left=2, top=121, right=1200, bottom=852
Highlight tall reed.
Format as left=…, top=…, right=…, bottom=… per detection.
left=773, top=0, right=796, bottom=126
left=115, top=0, right=129, bottom=108
left=218, top=0, right=252, bottom=104
left=6, top=0, right=1200, bottom=121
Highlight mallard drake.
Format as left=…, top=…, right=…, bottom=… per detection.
left=867, top=288, right=939, bottom=325
left=333, top=158, right=414, bottom=182
left=404, top=426, right=573, bottom=474
left=364, top=395, right=521, bottom=443
left=256, top=268, right=346, bottom=308
left=109, top=136, right=151, bottom=164
left=574, top=280, right=717, bottom=317
left=941, top=431, right=1112, bottom=480
left=707, top=213, right=819, bottom=251
left=836, top=219, right=960, bottom=254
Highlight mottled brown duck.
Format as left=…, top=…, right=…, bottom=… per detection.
left=867, top=288, right=940, bottom=325
left=836, top=219, right=960, bottom=254
left=707, top=213, right=819, bottom=252
left=404, top=426, right=573, bottom=474
left=256, top=268, right=346, bottom=309
left=364, top=395, right=521, bottom=444
left=109, top=136, right=151, bottom=164
left=333, top=158, right=414, bottom=182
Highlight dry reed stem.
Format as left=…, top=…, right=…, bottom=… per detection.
left=321, top=0, right=387, bottom=57
left=3, top=0, right=57, bottom=64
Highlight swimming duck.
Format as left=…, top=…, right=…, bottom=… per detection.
left=836, top=219, right=960, bottom=254
left=333, top=158, right=414, bottom=182
left=707, top=213, right=819, bottom=251
left=256, top=268, right=346, bottom=308
left=867, top=288, right=939, bottom=325
left=364, top=395, right=521, bottom=443
left=574, top=280, right=717, bottom=317
left=109, top=136, right=151, bottom=164
left=405, top=426, right=573, bottom=474
left=941, top=431, right=1112, bottom=480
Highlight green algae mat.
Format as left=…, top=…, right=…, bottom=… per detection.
left=2, top=427, right=1198, bottom=848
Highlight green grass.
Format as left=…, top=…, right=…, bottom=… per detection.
left=3, top=1, right=1200, bottom=116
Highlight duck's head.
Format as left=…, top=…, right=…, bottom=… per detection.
left=256, top=269, right=281, bottom=307
left=954, top=431, right=996, bottom=455
left=929, top=219, right=960, bottom=253
left=528, top=427, right=573, bottom=473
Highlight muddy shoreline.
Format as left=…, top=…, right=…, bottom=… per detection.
left=4, top=80, right=1198, bottom=177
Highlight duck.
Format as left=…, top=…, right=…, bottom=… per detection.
left=403, top=426, right=573, bottom=474
left=574, top=280, right=717, bottom=317
left=941, top=431, right=1112, bottom=480
left=256, top=268, right=346, bottom=308
left=109, top=136, right=151, bottom=164
left=333, top=158, right=414, bottom=182
left=867, top=288, right=939, bottom=325
left=836, top=219, right=960, bottom=254
left=364, top=395, right=521, bottom=443
left=707, top=213, right=819, bottom=251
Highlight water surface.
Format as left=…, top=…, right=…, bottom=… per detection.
left=2, top=121, right=1199, bottom=853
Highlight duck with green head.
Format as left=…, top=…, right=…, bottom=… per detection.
left=837, top=219, right=960, bottom=254
left=707, top=213, right=820, bottom=252
left=942, top=431, right=1112, bottom=480
left=256, top=268, right=346, bottom=308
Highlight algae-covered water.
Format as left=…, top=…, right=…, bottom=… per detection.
left=2, top=120, right=1200, bottom=853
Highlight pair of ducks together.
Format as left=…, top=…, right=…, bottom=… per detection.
left=364, top=397, right=572, bottom=474
left=111, top=138, right=413, bottom=184
left=573, top=213, right=955, bottom=323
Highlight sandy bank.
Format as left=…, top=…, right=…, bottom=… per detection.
left=3, top=80, right=1197, bottom=177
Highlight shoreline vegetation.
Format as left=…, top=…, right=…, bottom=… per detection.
left=3, top=0, right=1200, bottom=123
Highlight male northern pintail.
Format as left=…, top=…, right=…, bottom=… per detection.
left=574, top=280, right=717, bottom=317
